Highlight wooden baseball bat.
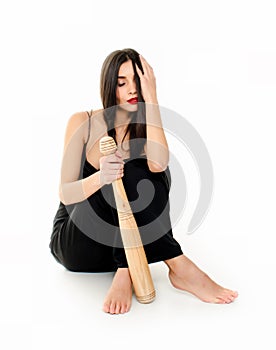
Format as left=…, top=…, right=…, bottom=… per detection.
left=100, top=136, right=155, bottom=303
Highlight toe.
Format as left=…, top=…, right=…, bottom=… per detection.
left=226, top=289, right=238, bottom=298
left=227, top=290, right=238, bottom=302
left=218, top=290, right=237, bottom=304
left=115, top=303, right=121, bottom=314
left=109, top=301, right=116, bottom=314
left=121, top=304, right=130, bottom=314
left=120, top=304, right=126, bottom=314
left=215, top=297, right=227, bottom=304
left=103, top=301, right=110, bottom=313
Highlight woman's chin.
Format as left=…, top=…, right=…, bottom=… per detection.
left=118, top=103, right=138, bottom=112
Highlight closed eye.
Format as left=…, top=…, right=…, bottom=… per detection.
left=118, top=83, right=125, bottom=87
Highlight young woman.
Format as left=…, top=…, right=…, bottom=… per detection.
left=50, top=48, right=238, bottom=314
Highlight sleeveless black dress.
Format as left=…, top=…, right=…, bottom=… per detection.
left=49, top=111, right=183, bottom=272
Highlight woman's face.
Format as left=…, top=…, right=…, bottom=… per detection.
left=116, top=60, right=138, bottom=112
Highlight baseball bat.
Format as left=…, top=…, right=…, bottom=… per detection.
left=100, top=136, right=155, bottom=303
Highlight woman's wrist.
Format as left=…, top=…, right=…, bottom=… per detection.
left=144, top=96, right=158, bottom=104
left=82, top=171, right=103, bottom=198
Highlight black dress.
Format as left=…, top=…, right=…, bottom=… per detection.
left=49, top=111, right=183, bottom=272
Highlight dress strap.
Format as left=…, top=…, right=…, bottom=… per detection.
left=85, top=109, right=93, bottom=144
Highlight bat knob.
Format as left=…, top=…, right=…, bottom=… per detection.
left=100, top=136, right=117, bottom=156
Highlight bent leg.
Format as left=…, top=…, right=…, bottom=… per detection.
left=50, top=202, right=117, bottom=273
left=113, top=158, right=183, bottom=266
left=60, top=219, right=117, bottom=272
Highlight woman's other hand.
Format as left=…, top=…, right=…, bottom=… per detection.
left=135, top=55, right=158, bottom=104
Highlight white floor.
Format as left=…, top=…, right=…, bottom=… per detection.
left=2, top=216, right=275, bottom=350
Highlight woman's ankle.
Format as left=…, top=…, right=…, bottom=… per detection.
left=164, top=254, right=185, bottom=270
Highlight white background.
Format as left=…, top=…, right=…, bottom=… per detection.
left=1, top=0, right=276, bottom=349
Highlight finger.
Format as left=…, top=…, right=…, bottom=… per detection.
left=135, top=63, right=143, bottom=77
left=137, top=58, right=151, bottom=79
left=114, top=160, right=124, bottom=166
left=107, top=154, right=124, bottom=163
left=115, top=150, right=123, bottom=158
left=108, top=163, right=124, bottom=170
left=107, top=171, right=123, bottom=183
left=139, top=55, right=153, bottom=73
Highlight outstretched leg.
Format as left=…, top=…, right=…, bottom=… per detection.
left=165, top=255, right=238, bottom=304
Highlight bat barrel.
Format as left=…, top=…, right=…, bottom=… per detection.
left=137, top=290, right=156, bottom=303
left=125, top=246, right=156, bottom=303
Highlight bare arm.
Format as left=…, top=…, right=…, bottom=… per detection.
left=59, top=112, right=124, bottom=205
left=135, top=55, right=169, bottom=172
left=59, top=112, right=102, bottom=205
left=144, top=103, right=169, bottom=172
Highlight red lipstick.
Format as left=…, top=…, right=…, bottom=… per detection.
left=127, top=97, right=138, bottom=104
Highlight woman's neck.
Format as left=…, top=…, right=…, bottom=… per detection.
left=114, top=107, right=130, bottom=128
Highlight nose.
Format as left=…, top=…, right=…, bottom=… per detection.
left=128, top=80, right=137, bottom=95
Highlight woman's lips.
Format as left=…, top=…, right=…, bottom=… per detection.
left=127, top=97, right=138, bottom=104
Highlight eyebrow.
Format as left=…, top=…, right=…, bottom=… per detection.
left=117, top=74, right=135, bottom=79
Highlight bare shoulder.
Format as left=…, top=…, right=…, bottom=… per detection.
left=66, top=109, right=101, bottom=135
left=91, top=108, right=104, bottom=119
left=63, top=111, right=91, bottom=146
left=66, top=108, right=105, bottom=141
left=68, top=108, right=103, bottom=123
left=69, top=108, right=104, bottom=127
left=67, top=111, right=89, bottom=127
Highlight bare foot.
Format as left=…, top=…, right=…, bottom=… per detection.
left=165, top=255, right=238, bottom=304
left=103, top=268, right=133, bottom=314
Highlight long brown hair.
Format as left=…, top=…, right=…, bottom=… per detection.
left=100, top=48, right=146, bottom=158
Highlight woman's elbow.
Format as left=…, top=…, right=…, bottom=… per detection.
left=147, top=160, right=168, bottom=173
left=59, top=184, right=68, bottom=205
